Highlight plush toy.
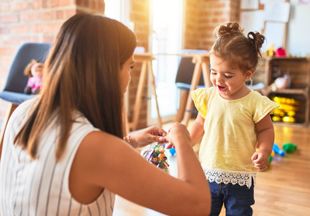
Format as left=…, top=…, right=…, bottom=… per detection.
left=24, top=59, right=44, bottom=94
left=274, top=74, right=291, bottom=90
left=262, top=74, right=291, bottom=96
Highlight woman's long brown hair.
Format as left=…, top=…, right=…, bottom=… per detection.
left=14, top=13, right=136, bottom=160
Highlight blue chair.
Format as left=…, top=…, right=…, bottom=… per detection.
left=175, top=57, right=205, bottom=122
left=0, top=42, right=50, bottom=149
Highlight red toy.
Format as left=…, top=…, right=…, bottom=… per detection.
left=276, top=47, right=287, bottom=57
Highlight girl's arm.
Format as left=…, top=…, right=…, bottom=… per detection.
left=70, top=123, right=210, bottom=216
left=252, top=114, right=275, bottom=171
left=189, top=114, right=205, bottom=146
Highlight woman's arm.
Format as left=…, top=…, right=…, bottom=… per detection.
left=70, top=123, right=210, bottom=216
left=252, top=114, right=275, bottom=171
left=189, top=114, right=205, bottom=146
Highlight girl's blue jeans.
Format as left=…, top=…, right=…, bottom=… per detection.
left=209, top=180, right=255, bottom=216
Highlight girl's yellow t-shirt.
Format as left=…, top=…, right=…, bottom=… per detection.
left=191, top=87, right=278, bottom=187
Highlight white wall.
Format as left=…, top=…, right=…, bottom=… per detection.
left=287, top=0, right=310, bottom=56
left=240, top=0, right=310, bottom=57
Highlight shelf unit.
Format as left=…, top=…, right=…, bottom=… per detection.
left=261, top=57, right=310, bottom=126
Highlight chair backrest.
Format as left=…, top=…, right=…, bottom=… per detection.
left=3, top=42, right=51, bottom=93
left=175, top=57, right=204, bottom=88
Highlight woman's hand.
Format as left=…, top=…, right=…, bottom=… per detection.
left=124, top=126, right=168, bottom=148
left=166, top=123, right=191, bottom=146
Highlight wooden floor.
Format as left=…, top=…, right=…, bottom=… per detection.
left=217, top=125, right=310, bottom=216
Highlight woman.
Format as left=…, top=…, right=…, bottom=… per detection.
left=0, top=13, right=210, bottom=215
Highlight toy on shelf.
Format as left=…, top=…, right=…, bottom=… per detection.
left=142, top=143, right=169, bottom=171
left=275, top=47, right=287, bottom=57
left=265, top=44, right=287, bottom=58
left=266, top=43, right=276, bottom=57
left=270, top=96, right=299, bottom=123
left=262, top=74, right=291, bottom=96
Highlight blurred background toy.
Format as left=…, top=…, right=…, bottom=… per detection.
left=270, top=96, right=299, bottom=123
left=24, top=59, right=44, bottom=94
left=262, top=74, right=291, bottom=96
left=282, top=143, right=297, bottom=153
left=266, top=43, right=276, bottom=57
left=275, top=47, right=287, bottom=57
left=268, top=150, right=275, bottom=163
left=268, top=143, right=298, bottom=168
left=273, top=143, right=285, bottom=157
left=274, top=74, right=291, bottom=90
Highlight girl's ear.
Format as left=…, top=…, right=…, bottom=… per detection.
left=245, top=70, right=254, bottom=80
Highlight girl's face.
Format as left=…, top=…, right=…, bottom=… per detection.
left=31, top=63, right=44, bottom=77
left=119, top=55, right=135, bottom=94
left=210, top=54, right=252, bottom=100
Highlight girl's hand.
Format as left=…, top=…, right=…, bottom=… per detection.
left=251, top=150, right=269, bottom=172
left=124, top=126, right=168, bottom=148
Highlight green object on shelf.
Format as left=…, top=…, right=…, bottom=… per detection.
left=282, top=143, right=297, bottom=153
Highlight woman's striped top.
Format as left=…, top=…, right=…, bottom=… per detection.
left=0, top=99, right=114, bottom=216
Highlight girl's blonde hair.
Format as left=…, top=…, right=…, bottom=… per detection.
left=24, top=59, right=39, bottom=76
left=211, top=22, right=265, bottom=72
left=15, top=13, right=136, bottom=160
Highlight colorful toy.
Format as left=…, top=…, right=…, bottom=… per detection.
left=169, top=148, right=176, bottom=156
left=282, top=143, right=297, bottom=153
left=166, top=143, right=176, bottom=156
left=268, top=143, right=298, bottom=167
left=272, top=143, right=285, bottom=157
left=142, top=144, right=169, bottom=171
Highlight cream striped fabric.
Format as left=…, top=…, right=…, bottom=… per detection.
left=0, top=99, right=114, bottom=216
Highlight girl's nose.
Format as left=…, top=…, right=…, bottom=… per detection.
left=216, top=75, right=224, bottom=83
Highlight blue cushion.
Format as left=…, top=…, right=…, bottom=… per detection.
left=176, top=82, right=205, bottom=90
left=0, top=91, right=34, bottom=105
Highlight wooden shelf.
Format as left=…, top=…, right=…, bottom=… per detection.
left=272, top=121, right=308, bottom=127
left=271, top=87, right=309, bottom=96
left=260, top=57, right=310, bottom=126
left=264, top=57, right=308, bottom=61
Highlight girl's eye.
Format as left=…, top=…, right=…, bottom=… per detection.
left=130, top=65, right=135, bottom=70
left=224, top=75, right=233, bottom=79
left=211, top=72, right=217, bottom=75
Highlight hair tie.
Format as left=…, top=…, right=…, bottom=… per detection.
left=247, top=32, right=256, bottom=43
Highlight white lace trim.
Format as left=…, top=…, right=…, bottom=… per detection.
left=205, top=168, right=256, bottom=189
